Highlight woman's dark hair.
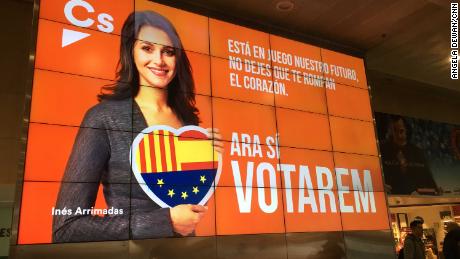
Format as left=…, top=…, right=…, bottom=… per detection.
left=98, top=11, right=199, bottom=125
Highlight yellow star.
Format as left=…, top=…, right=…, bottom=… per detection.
left=157, top=179, right=164, bottom=187
left=167, top=189, right=175, bottom=198
left=181, top=191, right=188, bottom=200
left=192, top=186, right=199, bottom=194
left=200, top=175, right=206, bottom=184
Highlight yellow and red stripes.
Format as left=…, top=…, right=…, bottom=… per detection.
left=135, top=130, right=217, bottom=173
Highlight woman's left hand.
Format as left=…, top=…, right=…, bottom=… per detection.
left=206, top=128, right=224, bottom=154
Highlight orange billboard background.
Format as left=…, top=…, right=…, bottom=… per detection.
left=19, top=0, right=390, bottom=244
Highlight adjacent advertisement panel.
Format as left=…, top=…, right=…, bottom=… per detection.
left=18, top=0, right=390, bottom=246
left=376, top=112, right=460, bottom=196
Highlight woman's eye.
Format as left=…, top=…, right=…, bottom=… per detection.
left=163, top=48, right=175, bottom=57
left=141, top=45, right=152, bottom=52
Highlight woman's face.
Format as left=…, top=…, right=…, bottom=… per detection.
left=134, top=25, right=176, bottom=89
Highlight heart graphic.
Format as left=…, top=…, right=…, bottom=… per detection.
left=131, top=125, right=222, bottom=208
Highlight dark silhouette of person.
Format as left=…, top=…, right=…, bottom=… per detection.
left=442, top=222, right=460, bottom=259
left=403, top=220, right=425, bottom=259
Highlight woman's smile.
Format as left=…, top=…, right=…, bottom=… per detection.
left=148, top=66, right=170, bottom=77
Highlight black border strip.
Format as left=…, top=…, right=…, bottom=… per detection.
left=10, top=0, right=41, bottom=250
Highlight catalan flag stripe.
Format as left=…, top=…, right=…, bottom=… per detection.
left=158, top=130, right=167, bottom=172
left=148, top=133, right=156, bottom=172
left=154, top=132, right=162, bottom=172
left=144, top=135, right=152, bottom=173
left=164, top=131, right=172, bottom=171
left=169, top=134, right=177, bottom=171
left=139, top=139, right=146, bottom=173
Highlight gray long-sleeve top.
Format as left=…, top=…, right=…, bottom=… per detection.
left=52, top=99, right=175, bottom=242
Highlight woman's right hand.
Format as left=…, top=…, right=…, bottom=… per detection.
left=206, top=128, right=224, bottom=154
left=170, top=204, right=207, bottom=236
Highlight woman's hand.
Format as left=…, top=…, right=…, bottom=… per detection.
left=206, top=128, right=224, bottom=154
left=170, top=204, right=207, bottom=236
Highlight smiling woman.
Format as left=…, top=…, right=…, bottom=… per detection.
left=52, top=11, right=221, bottom=243
left=98, top=10, right=199, bottom=126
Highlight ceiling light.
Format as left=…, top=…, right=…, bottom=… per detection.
left=275, top=1, right=294, bottom=12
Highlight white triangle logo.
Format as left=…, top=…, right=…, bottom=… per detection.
left=62, top=29, right=91, bottom=47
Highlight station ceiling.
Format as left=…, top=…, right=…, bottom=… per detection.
left=168, top=0, right=457, bottom=92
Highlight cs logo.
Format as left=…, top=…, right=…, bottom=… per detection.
left=62, top=0, right=114, bottom=47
